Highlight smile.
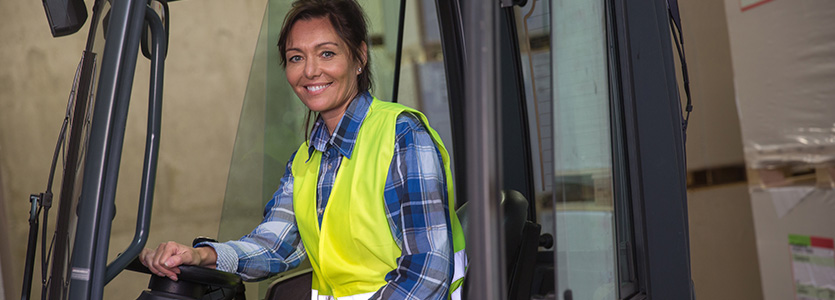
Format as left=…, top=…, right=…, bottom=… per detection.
left=306, top=83, right=331, bottom=92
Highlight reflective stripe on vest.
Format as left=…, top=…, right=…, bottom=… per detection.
left=311, top=290, right=375, bottom=300
left=292, top=98, right=466, bottom=298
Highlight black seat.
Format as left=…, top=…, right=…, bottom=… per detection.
left=264, top=266, right=313, bottom=300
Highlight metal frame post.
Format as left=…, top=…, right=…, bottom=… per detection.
left=610, top=0, right=694, bottom=298
left=462, top=0, right=505, bottom=299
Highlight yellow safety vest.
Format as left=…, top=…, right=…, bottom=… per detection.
left=291, top=98, right=466, bottom=299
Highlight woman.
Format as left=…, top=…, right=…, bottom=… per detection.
left=139, top=0, right=466, bottom=299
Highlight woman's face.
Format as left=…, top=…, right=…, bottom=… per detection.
left=285, top=17, right=363, bottom=122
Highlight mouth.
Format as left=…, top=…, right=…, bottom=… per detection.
left=305, top=83, right=332, bottom=93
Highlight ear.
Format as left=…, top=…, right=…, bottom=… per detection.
left=359, top=41, right=368, bottom=69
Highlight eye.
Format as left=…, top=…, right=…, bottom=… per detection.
left=321, top=51, right=335, bottom=59
left=288, top=55, right=302, bottom=63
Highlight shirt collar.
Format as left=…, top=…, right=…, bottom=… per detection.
left=307, top=91, right=372, bottom=159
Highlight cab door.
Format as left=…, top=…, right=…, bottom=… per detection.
left=444, top=0, right=694, bottom=299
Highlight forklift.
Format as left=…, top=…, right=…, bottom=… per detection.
left=22, top=0, right=693, bottom=299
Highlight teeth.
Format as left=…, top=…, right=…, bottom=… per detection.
left=306, top=84, right=330, bottom=92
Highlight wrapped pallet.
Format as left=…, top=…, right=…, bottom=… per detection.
left=724, top=0, right=835, bottom=299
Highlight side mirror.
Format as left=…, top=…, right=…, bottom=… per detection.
left=42, top=0, right=88, bottom=37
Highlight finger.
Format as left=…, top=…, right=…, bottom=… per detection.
left=161, top=243, right=183, bottom=278
left=164, top=249, right=193, bottom=281
left=155, top=242, right=173, bottom=263
left=153, top=242, right=179, bottom=278
left=156, top=242, right=179, bottom=267
left=150, top=243, right=167, bottom=276
left=163, top=250, right=190, bottom=281
left=164, top=266, right=180, bottom=281
left=141, top=248, right=158, bottom=273
left=165, top=253, right=184, bottom=268
left=144, top=250, right=163, bottom=276
left=138, top=248, right=151, bottom=266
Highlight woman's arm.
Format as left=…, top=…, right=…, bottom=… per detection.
left=374, top=113, right=454, bottom=300
left=142, top=151, right=307, bottom=282
left=197, top=151, right=307, bottom=281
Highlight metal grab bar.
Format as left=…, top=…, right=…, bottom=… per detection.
left=67, top=0, right=147, bottom=296
left=105, top=6, right=167, bottom=283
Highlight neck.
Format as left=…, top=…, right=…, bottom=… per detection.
left=322, top=91, right=362, bottom=135
left=323, top=113, right=341, bottom=135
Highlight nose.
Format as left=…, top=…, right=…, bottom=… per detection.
left=304, top=58, right=320, bottom=78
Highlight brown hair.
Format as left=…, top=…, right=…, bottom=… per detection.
left=277, top=0, right=372, bottom=93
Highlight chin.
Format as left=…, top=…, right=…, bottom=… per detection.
left=299, top=98, right=328, bottom=112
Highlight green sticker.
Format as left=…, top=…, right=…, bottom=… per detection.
left=790, top=234, right=811, bottom=246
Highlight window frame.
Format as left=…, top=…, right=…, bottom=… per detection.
left=609, top=0, right=694, bottom=298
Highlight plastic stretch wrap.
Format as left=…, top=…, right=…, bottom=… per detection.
left=725, top=0, right=835, bottom=169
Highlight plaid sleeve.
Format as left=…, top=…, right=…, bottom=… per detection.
left=373, top=112, right=454, bottom=300
left=197, top=151, right=307, bottom=281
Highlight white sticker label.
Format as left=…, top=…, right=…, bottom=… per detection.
left=71, top=268, right=90, bottom=281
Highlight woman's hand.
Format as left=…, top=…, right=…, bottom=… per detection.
left=139, top=241, right=218, bottom=281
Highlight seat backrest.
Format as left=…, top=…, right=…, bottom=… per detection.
left=500, top=189, right=529, bottom=266
left=264, top=268, right=313, bottom=300
left=455, top=190, right=528, bottom=255
left=456, top=189, right=533, bottom=299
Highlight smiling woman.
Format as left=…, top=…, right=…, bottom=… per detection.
left=140, top=0, right=467, bottom=299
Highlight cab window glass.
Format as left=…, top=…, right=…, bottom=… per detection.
left=392, top=0, right=455, bottom=163
left=514, top=0, right=635, bottom=298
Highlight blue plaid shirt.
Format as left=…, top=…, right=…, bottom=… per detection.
left=203, top=92, right=454, bottom=299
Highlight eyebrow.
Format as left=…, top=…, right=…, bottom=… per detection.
left=286, top=42, right=340, bottom=53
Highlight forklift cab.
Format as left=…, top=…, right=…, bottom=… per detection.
left=23, top=0, right=693, bottom=299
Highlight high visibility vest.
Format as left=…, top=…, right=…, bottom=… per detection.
left=291, top=98, right=467, bottom=299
